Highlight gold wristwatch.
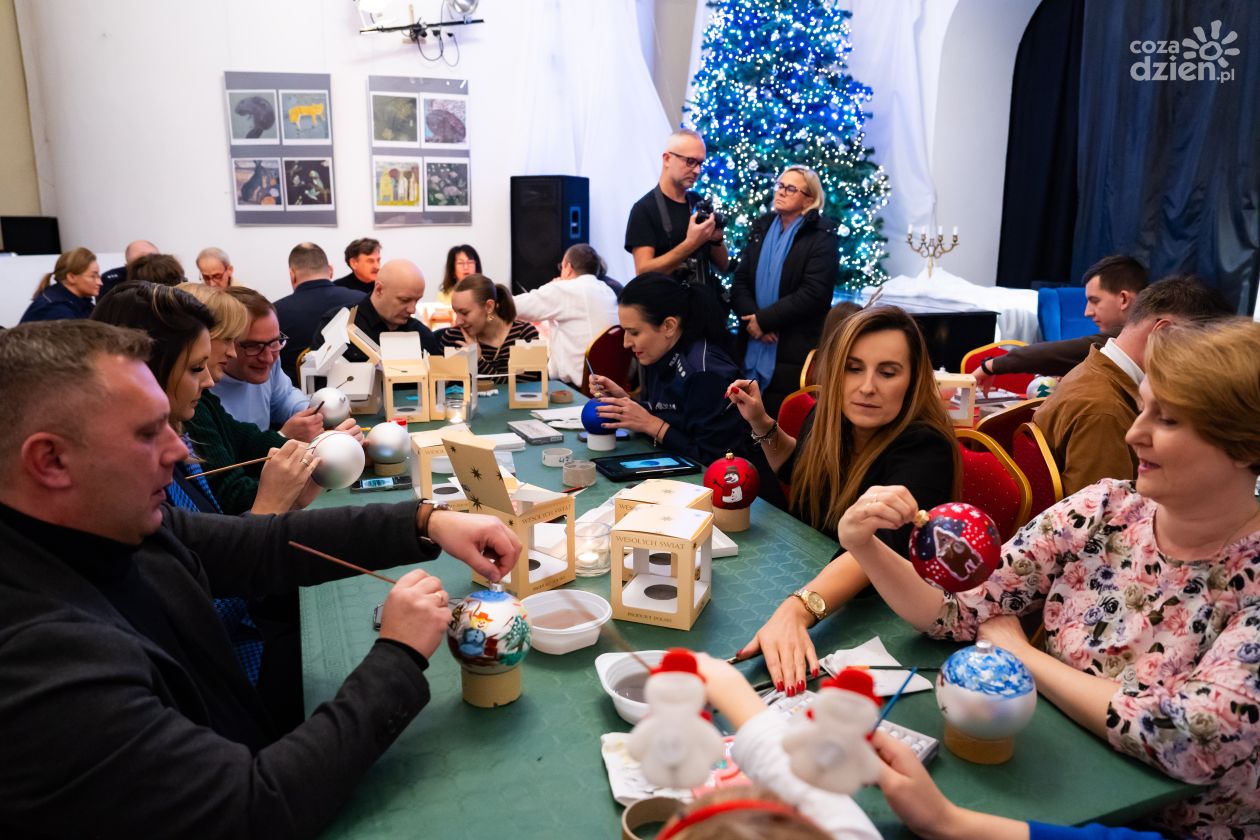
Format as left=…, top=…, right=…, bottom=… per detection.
left=792, top=588, right=826, bottom=623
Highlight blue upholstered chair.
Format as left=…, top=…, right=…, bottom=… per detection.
left=1037, top=286, right=1096, bottom=341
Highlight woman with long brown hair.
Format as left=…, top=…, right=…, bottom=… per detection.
left=727, top=305, right=959, bottom=694
left=20, top=247, right=101, bottom=322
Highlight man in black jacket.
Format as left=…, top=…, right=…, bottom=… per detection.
left=973, top=255, right=1148, bottom=391
left=0, top=320, right=519, bottom=838
left=274, top=242, right=367, bottom=383
left=730, top=165, right=838, bottom=416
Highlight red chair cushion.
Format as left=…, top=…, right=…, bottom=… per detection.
left=586, top=326, right=635, bottom=394
left=1012, top=432, right=1057, bottom=518
left=777, top=392, right=817, bottom=440
left=958, top=447, right=1022, bottom=541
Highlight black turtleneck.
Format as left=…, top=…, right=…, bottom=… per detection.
left=0, top=502, right=276, bottom=749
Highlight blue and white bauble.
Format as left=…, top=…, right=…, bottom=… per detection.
left=936, top=640, right=1036, bottom=741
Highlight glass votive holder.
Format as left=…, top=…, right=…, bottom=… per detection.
left=562, top=459, right=597, bottom=488
left=574, top=521, right=612, bottom=577
left=445, top=397, right=465, bottom=425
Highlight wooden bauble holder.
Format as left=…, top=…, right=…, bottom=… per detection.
left=461, top=668, right=522, bottom=708
left=943, top=725, right=1016, bottom=764
left=711, top=506, right=750, bottom=532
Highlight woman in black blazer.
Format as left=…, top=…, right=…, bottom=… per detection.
left=731, top=165, right=838, bottom=416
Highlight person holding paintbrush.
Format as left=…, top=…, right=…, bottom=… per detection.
left=0, top=319, right=521, bottom=837
left=726, top=306, right=958, bottom=698
left=94, top=283, right=317, bottom=517
left=177, top=282, right=360, bottom=515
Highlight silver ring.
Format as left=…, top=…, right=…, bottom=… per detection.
left=301, top=458, right=312, bottom=467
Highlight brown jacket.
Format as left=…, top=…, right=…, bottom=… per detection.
left=1033, top=345, right=1140, bottom=496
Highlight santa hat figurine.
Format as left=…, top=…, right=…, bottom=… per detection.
left=627, top=649, right=725, bottom=789
left=781, top=668, right=884, bottom=795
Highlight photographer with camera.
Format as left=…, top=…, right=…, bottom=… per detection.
left=624, top=129, right=730, bottom=319
left=731, top=165, right=838, bottom=416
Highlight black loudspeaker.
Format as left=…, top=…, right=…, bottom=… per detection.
left=0, top=216, right=61, bottom=255
left=510, top=175, right=589, bottom=293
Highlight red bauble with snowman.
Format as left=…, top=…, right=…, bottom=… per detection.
left=908, top=503, right=1002, bottom=592
left=703, top=452, right=760, bottom=532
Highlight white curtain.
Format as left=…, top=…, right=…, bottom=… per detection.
left=498, top=0, right=671, bottom=285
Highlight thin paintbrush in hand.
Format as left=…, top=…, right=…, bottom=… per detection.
left=288, top=540, right=398, bottom=585
left=196, top=454, right=274, bottom=478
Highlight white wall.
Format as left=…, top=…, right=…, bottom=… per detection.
left=13, top=0, right=656, bottom=306
left=930, top=0, right=1041, bottom=286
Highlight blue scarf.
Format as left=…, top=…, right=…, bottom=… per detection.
left=744, top=214, right=803, bottom=389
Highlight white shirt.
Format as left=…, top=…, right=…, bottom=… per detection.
left=513, top=274, right=618, bottom=385
left=1099, top=337, right=1144, bottom=386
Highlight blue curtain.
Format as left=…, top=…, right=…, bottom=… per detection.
left=1073, top=1, right=1260, bottom=313
left=999, top=1, right=1260, bottom=313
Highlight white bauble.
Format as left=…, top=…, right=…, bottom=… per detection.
left=310, top=387, right=351, bottom=428
left=307, top=430, right=366, bottom=489
left=365, top=422, right=410, bottom=465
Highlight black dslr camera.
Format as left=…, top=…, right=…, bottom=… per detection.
left=693, top=197, right=727, bottom=230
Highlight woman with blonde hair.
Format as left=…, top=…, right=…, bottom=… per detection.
left=20, top=247, right=101, bottom=322
left=727, top=305, right=958, bottom=693
left=731, top=165, right=838, bottom=415
left=843, top=317, right=1260, bottom=837
left=178, top=283, right=326, bottom=516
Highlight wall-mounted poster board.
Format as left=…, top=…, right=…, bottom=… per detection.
left=224, top=71, right=337, bottom=226
left=368, top=75, right=471, bottom=227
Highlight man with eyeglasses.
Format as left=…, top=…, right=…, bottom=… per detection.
left=196, top=246, right=235, bottom=288
left=624, top=129, right=729, bottom=300
left=213, top=286, right=327, bottom=443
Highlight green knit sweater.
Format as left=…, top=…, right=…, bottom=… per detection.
left=186, top=391, right=286, bottom=515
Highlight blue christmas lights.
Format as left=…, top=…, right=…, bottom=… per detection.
left=684, top=0, right=890, bottom=291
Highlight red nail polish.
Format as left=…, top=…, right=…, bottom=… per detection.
left=811, top=666, right=820, bottom=678
left=797, top=680, right=806, bottom=694
left=775, top=680, right=784, bottom=693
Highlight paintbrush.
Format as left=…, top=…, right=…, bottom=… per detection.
left=871, top=668, right=919, bottom=733
left=552, top=590, right=654, bottom=673
left=196, top=454, right=274, bottom=478
left=288, top=540, right=398, bottom=585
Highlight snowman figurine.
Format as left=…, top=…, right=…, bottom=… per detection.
left=627, top=649, right=725, bottom=789
left=781, top=668, right=884, bottom=795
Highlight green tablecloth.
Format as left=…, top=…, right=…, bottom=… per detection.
left=302, top=391, right=1189, bottom=838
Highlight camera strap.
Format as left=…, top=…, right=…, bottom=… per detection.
left=652, top=186, right=699, bottom=242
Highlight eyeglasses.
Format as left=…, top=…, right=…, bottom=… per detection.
left=237, top=333, right=288, bottom=356
left=454, top=259, right=477, bottom=268
left=667, top=151, right=706, bottom=170
left=775, top=182, right=811, bottom=196
left=202, top=272, right=228, bottom=283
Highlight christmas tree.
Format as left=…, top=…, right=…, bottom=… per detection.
left=684, top=0, right=890, bottom=292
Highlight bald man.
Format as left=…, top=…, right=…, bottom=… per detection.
left=311, top=258, right=442, bottom=362
left=625, top=128, right=729, bottom=285
left=99, top=239, right=160, bottom=298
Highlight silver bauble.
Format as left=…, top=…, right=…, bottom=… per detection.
left=310, top=387, right=351, bottom=428
left=307, top=430, right=366, bottom=489
left=365, top=422, right=410, bottom=465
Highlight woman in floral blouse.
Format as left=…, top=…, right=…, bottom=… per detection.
left=838, top=318, right=1260, bottom=838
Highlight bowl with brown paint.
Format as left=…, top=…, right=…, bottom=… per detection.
left=594, top=649, right=667, bottom=724
left=521, top=590, right=611, bottom=655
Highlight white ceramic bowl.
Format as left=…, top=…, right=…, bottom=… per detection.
left=594, top=649, right=666, bottom=724
left=521, top=590, right=611, bottom=655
